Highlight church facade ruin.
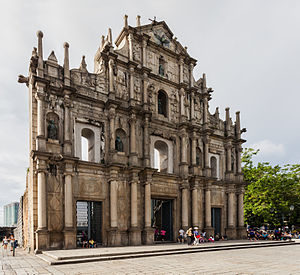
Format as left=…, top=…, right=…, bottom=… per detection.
left=19, top=16, right=247, bottom=252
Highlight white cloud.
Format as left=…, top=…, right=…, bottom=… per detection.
left=250, top=139, right=285, bottom=156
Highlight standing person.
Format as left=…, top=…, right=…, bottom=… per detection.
left=186, top=227, right=193, bottom=245
left=2, top=236, right=9, bottom=256
left=9, top=234, right=15, bottom=252
left=193, top=227, right=199, bottom=245
left=177, top=228, right=185, bottom=243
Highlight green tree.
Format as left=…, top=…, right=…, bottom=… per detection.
left=242, top=148, right=300, bottom=228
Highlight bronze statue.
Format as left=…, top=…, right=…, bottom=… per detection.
left=48, top=120, right=58, bottom=140
left=115, top=136, right=123, bottom=152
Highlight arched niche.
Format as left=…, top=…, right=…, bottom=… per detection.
left=157, top=90, right=168, bottom=117
left=196, top=147, right=202, bottom=167
left=211, top=156, right=217, bottom=178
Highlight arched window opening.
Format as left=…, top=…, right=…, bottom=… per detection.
left=154, top=140, right=168, bottom=173
left=81, top=136, right=88, bottom=161
left=158, top=90, right=167, bottom=117
left=115, top=128, right=126, bottom=153
left=211, top=156, right=217, bottom=178
left=196, top=148, right=202, bottom=166
left=81, top=128, right=95, bottom=162
left=46, top=112, right=59, bottom=140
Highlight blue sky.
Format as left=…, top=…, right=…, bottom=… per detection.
left=0, top=0, right=300, bottom=225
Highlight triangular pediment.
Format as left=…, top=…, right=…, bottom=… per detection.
left=138, top=21, right=188, bottom=56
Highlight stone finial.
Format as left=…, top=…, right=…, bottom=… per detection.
left=36, top=31, right=43, bottom=58
left=136, top=15, right=141, bottom=27
left=63, top=42, right=70, bottom=85
left=79, top=55, right=87, bottom=71
left=215, top=107, right=219, bottom=119
left=47, top=51, right=58, bottom=63
left=236, top=111, right=241, bottom=138
left=108, top=28, right=112, bottom=44
left=225, top=107, right=230, bottom=122
left=101, top=35, right=105, bottom=49
left=124, top=15, right=128, bottom=28
left=202, top=73, right=207, bottom=88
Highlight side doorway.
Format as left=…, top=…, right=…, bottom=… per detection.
left=151, top=199, right=173, bottom=241
left=211, top=207, right=221, bottom=236
left=76, top=201, right=102, bottom=247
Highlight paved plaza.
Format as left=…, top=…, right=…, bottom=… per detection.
left=1, top=242, right=300, bottom=275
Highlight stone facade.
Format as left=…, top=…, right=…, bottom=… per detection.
left=19, top=16, right=247, bottom=252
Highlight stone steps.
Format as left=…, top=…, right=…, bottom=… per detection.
left=36, top=241, right=298, bottom=265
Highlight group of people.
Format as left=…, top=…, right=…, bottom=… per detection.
left=247, top=228, right=298, bottom=241
left=154, top=228, right=167, bottom=241
left=177, top=227, right=227, bottom=245
left=1, top=234, right=17, bottom=256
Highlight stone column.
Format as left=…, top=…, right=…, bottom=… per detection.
left=181, top=134, right=187, bottom=164
left=228, top=191, right=235, bottom=227
left=179, top=57, right=184, bottom=83
left=238, top=192, right=244, bottom=227
left=64, top=169, right=76, bottom=249
left=129, top=114, right=138, bottom=165
left=130, top=179, right=141, bottom=245
left=203, top=136, right=210, bottom=176
left=190, top=91, right=195, bottom=121
left=143, top=178, right=154, bottom=244
left=143, top=72, right=148, bottom=106
left=143, top=116, right=150, bottom=167
left=181, top=187, right=188, bottom=228
left=63, top=96, right=72, bottom=155
left=144, top=182, right=151, bottom=228
left=37, top=168, right=47, bottom=230
left=108, top=59, right=115, bottom=95
left=189, top=63, right=194, bottom=88
left=128, top=33, right=133, bottom=61
left=35, top=158, right=48, bottom=252
left=205, top=188, right=211, bottom=228
left=226, top=143, right=232, bottom=172
left=110, top=180, right=118, bottom=228
left=142, top=40, right=147, bottom=67
left=129, top=66, right=134, bottom=100
left=108, top=108, right=115, bottom=151
left=191, top=136, right=197, bottom=166
left=203, top=97, right=208, bottom=125
left=64, top=174, right=73, bottom=228
left=192, top=187, right=198, bottom=227
left=131, top=182, right=138, bottom=227
left=35, top=87, right=45, bottom=139
left=179, top=88, right=185, bottom=117
left=237, top=146, right=242, bottom=174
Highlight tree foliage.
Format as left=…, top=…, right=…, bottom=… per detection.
left=242, top=148, right=300, bottom=228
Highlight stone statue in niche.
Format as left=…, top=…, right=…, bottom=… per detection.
left=158, top=56, right=165, bottom=76
left=115, top=136, right=124, bottom=152
left=48, top=120, right=58, bottom=140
